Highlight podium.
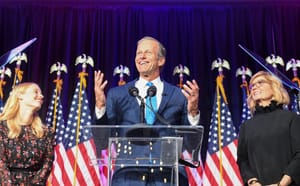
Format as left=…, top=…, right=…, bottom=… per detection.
left=87, top=124, right=204, bottom=186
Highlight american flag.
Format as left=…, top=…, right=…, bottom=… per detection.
left=61, top=80, right=101, bottom=186
left=240, top=86, right=252, bottom=125
left=46, top=89, right=67, bottom=185
left=290, top=93, right=300, bottom=115
left=46, top=89, right=65, bottom=144
left=182, top=150, right=203, bottom=186
left=202, top=77, right=243, bottom=186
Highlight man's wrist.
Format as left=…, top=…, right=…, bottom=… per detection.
left=189, top=109, right=200, bottom=116
left=96, top=101, right=105, bottom=109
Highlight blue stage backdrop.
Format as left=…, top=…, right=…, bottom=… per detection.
left=0, top=0, right=300, bottom=158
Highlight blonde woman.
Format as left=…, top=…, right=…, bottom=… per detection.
left=0, top=82, right=54, bottom=185
left=237, top=71, right=300, bottom=186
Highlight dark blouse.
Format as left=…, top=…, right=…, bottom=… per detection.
left=237, top=101, right=300, bottom=185
left=0, top=122, right=55, bottom=186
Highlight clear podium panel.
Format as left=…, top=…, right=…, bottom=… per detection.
left=86, top=124, right=204, bottom=186
left=108, top=137, right=182, bottom=185
left=109, top=137, right=182, bottom=166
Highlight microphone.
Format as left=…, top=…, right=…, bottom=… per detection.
left=146, top=85, right=157, bottom=98
left=128, top=86, right=170, bottom=125
left=129, top=86, right=140, bottom=97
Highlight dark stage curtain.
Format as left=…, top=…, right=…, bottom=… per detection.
left=1, top=1, right=300, bottom=156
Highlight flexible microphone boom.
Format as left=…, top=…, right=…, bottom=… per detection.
left=129, top=87, right=145, bottom=123
left=145, top=85, right=170, bottom=125
left=129, top=86, right=170, bottom=125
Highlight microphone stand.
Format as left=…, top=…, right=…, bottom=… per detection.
left=129, top=86, right=146, bottom=124
left=128, top=86, right=200, bottom=168
left=137, top=96, right=170, bottom=125
left=129, top=86, right=170, bottom=125
left=139, top=97, right=146, bottom=124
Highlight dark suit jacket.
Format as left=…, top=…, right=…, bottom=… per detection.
left=95, top=79, right=190, bottom=127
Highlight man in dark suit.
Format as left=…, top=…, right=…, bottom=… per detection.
left=94, top=36, right=200, bottom=185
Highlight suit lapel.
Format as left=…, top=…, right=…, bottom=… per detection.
left=158, top=82, right=174, bottom=113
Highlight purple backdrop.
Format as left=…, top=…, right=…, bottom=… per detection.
left=1, top=0, right=300, bottom=157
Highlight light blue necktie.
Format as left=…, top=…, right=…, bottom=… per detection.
left=145, top=82, right=157, bottom=125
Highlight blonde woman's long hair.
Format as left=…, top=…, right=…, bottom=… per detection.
left=0, top=82, right=45, bottom=138
left=247, top=71, right=290, bottom=113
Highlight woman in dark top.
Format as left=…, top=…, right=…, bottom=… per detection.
left=237, top=71, right=300, bottom=186
left=0, top=82, right=54, bottom=186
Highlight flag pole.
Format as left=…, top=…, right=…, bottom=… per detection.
left=72, top=72, right=88, bottom=185
left=49, top=62, right=67, bottom=132
left=45, top=79, right=60, bottom=186
left=216, top=75, right=228, bottom=186
left=51, top=79, right=62, bottom=131
left=216, top=80, right=223, bottom=186
left=10, top=53, right=27, bottom=88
